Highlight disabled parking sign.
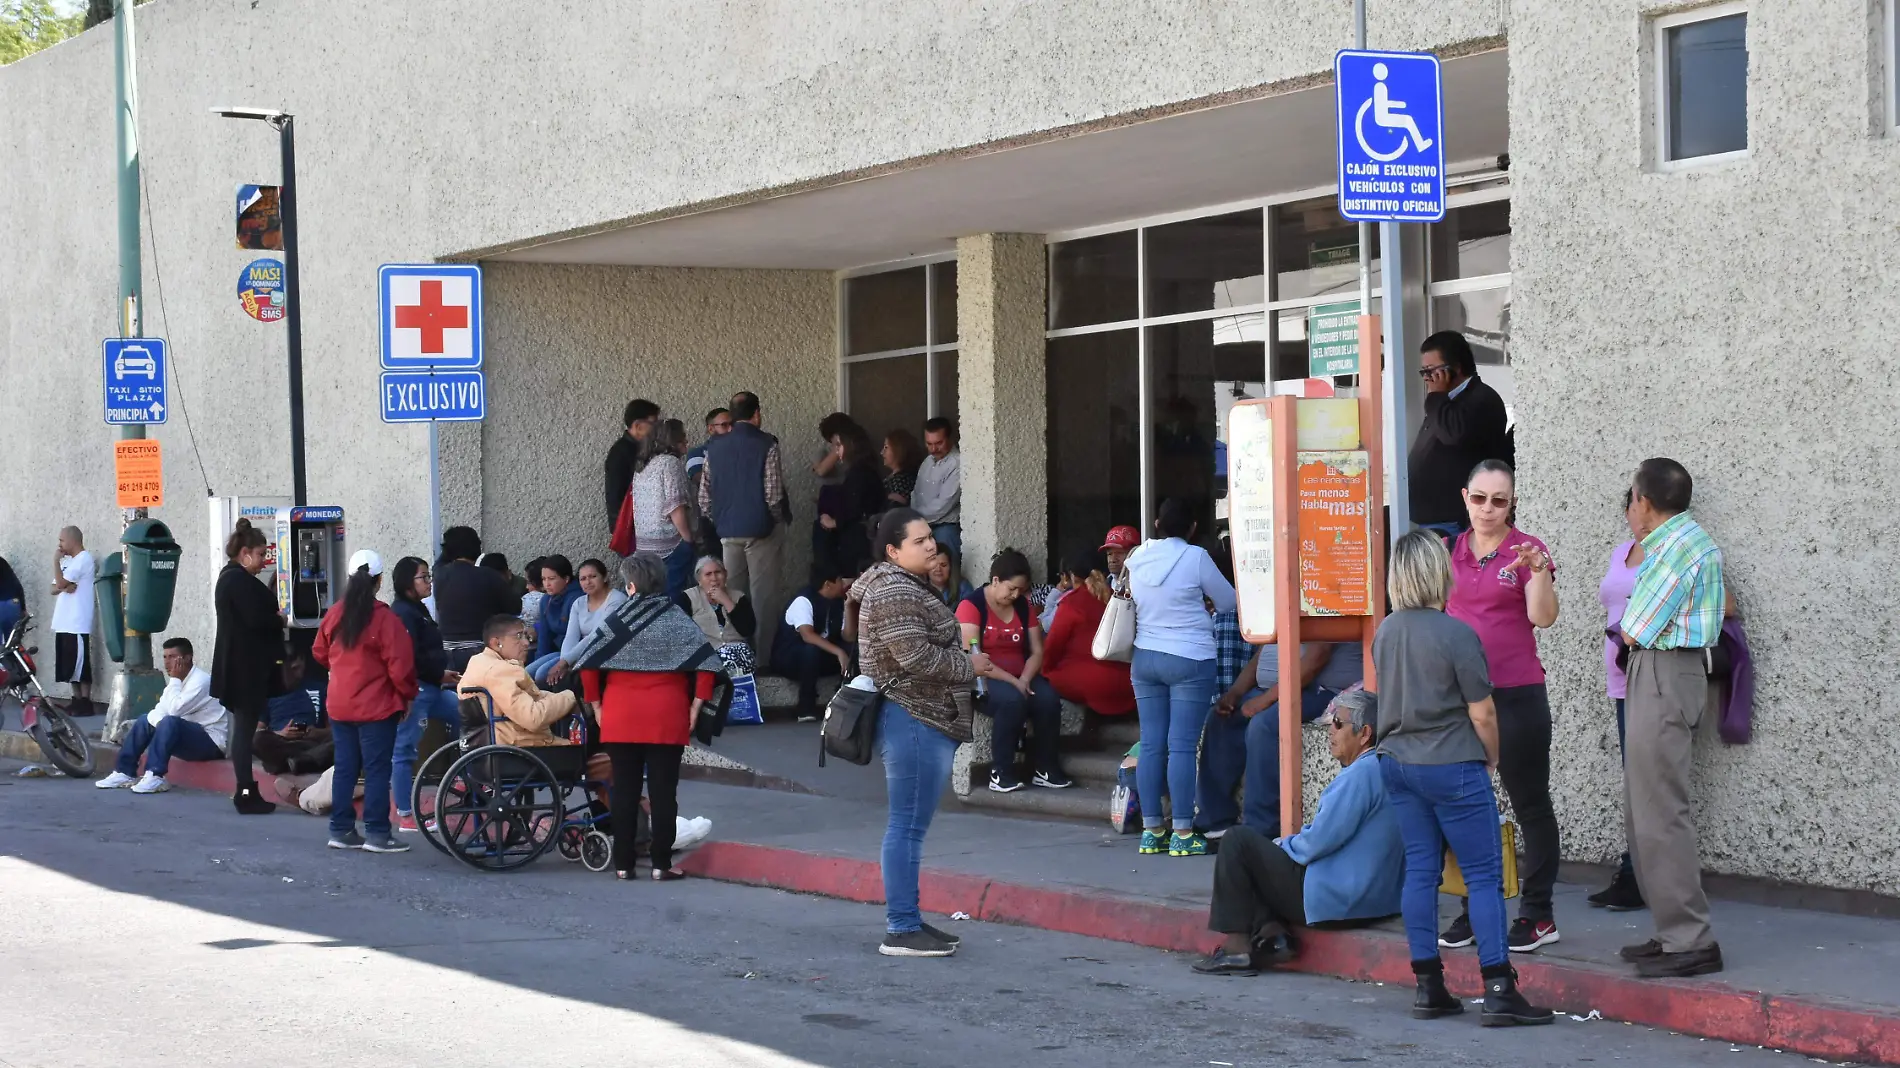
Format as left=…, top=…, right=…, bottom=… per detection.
left=1335, top=50, right=1445, bottom=223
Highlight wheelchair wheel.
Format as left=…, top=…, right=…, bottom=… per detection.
left=437, top=745, right=562, bottom=873
left=580, top=830, right=613, bottom=873
left=410, top=740, right=468, bottom=858
left=556, top=825, right=586, bottom=863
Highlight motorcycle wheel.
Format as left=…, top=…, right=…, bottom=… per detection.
left=29, top=697, right=95, bottom=778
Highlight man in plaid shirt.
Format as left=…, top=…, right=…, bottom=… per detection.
left=1616, top=458, right=1726, bottom=979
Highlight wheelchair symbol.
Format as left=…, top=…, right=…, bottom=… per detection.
left=1354, top=62, right=1434, bottom=163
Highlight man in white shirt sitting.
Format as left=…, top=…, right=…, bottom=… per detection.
left=96, top=638, right=230, bottom=794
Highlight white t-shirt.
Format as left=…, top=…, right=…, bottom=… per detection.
left=783, top=595, right=815, bottom=631
left=52, top=550, right=95, bottom=635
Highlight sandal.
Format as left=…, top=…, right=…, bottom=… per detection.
left=651, top=867, right=687, bottom=881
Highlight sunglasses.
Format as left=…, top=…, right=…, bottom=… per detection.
left=1467, top=492, right=1512, bottom=509
left=1418, top=364, right=1451, bottom=378
left=1328, top=716, right=1351, bottom=732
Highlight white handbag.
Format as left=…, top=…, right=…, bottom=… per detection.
left=1091, top=586, right=1136, bottom=663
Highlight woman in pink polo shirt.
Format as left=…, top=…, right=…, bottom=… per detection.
left=1439, top=459, right=1563, bottom=956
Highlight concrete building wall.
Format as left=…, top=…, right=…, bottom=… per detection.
left=472, top=263, right=836, bottom=581
left=1512, top=0, right=1900, bottom=891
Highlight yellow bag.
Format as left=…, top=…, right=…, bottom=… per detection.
left=1439, top=819, right=1520, bottom=899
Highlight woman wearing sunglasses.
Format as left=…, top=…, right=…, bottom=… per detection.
left=1437, top=459, right=1562, bottom=956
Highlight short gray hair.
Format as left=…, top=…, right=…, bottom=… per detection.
left=693, top=555, right=726, bottom=581
left=1387, top=529, right=1453, bottom=611
left=1328, top=686, right=1377, bottom=735
left=619, top=552, right=667, bottom=596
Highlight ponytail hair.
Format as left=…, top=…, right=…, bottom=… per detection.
left=225, top=518, right=268, bottom=561
left=337, top=565, right=381, bottom=649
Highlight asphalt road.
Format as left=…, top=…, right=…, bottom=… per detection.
left=0, top=759, right=1815, bottom=1068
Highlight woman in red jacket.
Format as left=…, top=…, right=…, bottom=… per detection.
left=573, top=552, right=729, bottom=881
left=312, top=550, right=418, bottom=854
left=1041, top=547, right=1136, bottom=716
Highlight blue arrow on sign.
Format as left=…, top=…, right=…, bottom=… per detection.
left=102, top=338, right=168, bottom=425
left=1335, top=50, right=1446, bottom=223
left=380, top=370, right=486, bottom=423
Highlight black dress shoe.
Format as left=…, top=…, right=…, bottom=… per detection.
left=1192, top=950, right=1258, bottom=976
left=1619, top=938, right=1664, bottom=961
left=1250, top=933, right=1298, bottom=969
left=1636, top=944, right=1723, bottom=978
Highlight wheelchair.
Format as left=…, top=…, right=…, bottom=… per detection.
left=410, top=687, right=616, bottom=873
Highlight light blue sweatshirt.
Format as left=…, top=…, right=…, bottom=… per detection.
left=1126, top=537, right=1236, bottom=661
left=1280, top=754, right=1404, bottom=924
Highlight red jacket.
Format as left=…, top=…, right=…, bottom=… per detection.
left=582, top=669, right=714, bottom=746
left=1041, top=590, right=1136, bottom=716
left=312, top=600, right=419, bottom=723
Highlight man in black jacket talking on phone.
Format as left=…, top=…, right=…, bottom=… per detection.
left=1407, top=331, right=1511, bottom=537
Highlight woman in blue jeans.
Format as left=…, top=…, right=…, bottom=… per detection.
left=1126, top=498, right=1236, bottom=858
left=1372, top=529, right=1551, bottom=1027
left=389, top=557, right=462, bottom=830
left=846, top=509, right=986, bottom=958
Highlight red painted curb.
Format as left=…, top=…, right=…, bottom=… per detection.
left=679, top=840, right=1900, bottom=1067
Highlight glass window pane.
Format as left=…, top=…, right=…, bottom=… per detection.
left=1046, top=331, right=1140, bottom=574
left=845, top=267, right=927, bottom=355
left=1149, top=315, right=1267, bottom=564
left=1666, top=13, right=1748, bottom=160
left=1143, top=210, right=1265, bottom=317
left=933, top=349, right=958, bottom=421
left=1432, top=289, right=1514, bottom=425
left=847, top=355, right=928, bottom=448
left=931, top=263, right=958, bottom=344
left=1272, top=197, right=1381, bottom=303
left=1429, top=200, right=1511, bottom=281
left=1049, top=231, right=1139, bottom=329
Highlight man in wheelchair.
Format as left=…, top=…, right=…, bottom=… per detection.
left=459, top=614, right=597, bottom=783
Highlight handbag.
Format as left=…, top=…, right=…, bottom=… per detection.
left=609, top=484, right=638, bottom=557
left=820, top=675, right=886, bottom=767
left=1440, top=818, right=1520, bottom=899
left=1092, top=586, right=1136, bottom=663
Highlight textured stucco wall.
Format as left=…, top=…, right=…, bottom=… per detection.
left=1512, top=0, right=1900, bottom=892
left=472, top=263, right=835, bottom=589
left=955, top=233, right=1049, bottom=582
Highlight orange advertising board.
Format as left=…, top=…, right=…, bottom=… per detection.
left=114, top=439, right=163, bottom=509
left=1297, top=451, right=1372, bottom=616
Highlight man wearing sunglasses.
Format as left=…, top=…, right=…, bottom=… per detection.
left=1408, top=331, right=1512, bottom=538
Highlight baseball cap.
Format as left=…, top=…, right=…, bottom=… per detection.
left=347, top=549, right=384, bottom=577
left=1100, top=526, right=1140, bottom=551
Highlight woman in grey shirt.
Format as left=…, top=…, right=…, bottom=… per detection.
left=1373, top=530, right=1550, bottom=1028
left=545, top=559, right=628, bottom=688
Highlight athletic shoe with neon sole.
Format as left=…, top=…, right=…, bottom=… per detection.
left=1139, top=828, right=1171, bottom=855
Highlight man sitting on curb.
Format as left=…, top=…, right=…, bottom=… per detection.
left=1193, top=687, right=1402, bottom=975
left=96, top=638, right=230, bottom=794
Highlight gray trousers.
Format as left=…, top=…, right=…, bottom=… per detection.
left=1623, top=648, right=1716, bottom=953
left=722, top=526, right=785, bottom=665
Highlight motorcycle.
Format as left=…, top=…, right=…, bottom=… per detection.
left=3, top=615, right=95, bottom=777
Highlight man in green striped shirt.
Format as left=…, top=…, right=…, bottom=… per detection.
left=1615, top=458, right=1726, bottom=978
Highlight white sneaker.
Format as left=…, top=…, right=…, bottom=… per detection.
left=674, top=816, right=713, bottom=853
left=130, top=771, right=171, bottom=794
left=96, top=770, right=136, bottom=789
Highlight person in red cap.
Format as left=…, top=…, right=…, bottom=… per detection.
left=1101, top=525, right=1140, bottom=593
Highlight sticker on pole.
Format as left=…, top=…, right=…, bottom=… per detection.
left=114, top=439, right=164, bottom=508
left=239, top=258, right=286, bottom=322
left=102, top=338, right=168, bottom=425
left=1335, top=50, right=1445, bottom=223
left=380, top=264, right=482, bottom=370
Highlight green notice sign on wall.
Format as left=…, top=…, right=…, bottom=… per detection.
left=1307, top=301, right=1360, bottom=378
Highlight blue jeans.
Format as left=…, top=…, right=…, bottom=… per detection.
left=115, top=715, right=224, bottom=777
left=330, top=714, right=400, bottom=839
left=1196, top=684, right=1336, bottom=834
left=1379, top=756, right=1510, bottom=968
left=981, top=675, right=1063, bottom=780
left=664, top=540, right=695, bottom=600
left=770, top=637, right=845, bottom=719
left=929, top=523, right=961, bottom=556
left=526, top=652, right=562, bottom=687
left=393, top=685, right=463, bottom=815
left=878, top=698, right=958, bottom=934
left=1130, top=648, right=1217, bottom=831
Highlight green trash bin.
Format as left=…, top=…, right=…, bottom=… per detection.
left=122, top=519, right=182, bottom=635
left=94, top=552, right=127, bottom=664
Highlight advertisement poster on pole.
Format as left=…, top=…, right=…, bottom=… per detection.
left=238, top=258, right=286, bottom=322
left=1225, top=401, right=1276, bottom=640
left=1296, top=452, right=1374, bottom=616
left=114, top=439, right=164, bottom=509
left=235, top=184, right=283, bottom=250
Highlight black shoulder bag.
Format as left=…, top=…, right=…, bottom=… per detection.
left=820, top=677, right=889, bottom=767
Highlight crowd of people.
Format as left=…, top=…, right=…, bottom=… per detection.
left=52, top=345, right=1741, bottom=1015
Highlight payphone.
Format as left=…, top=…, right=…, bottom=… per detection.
left=274, top=505, right=347, bottom=628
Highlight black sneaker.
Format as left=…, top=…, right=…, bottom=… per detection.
left=1508, top=918, right=1561, bottom=953
left=1031, top=770, right=1072, bottom=789
left=920, top=922, right=961, bottom=946
left=988, top=770, right=1024, bottom=793
left=327, top=830, right=366, bottom=850
left=1438, top=913, right=1474, bottom=949
left=879, top=929, right=955, bottom=957
left=1587, top=870, right=1647, bottom=912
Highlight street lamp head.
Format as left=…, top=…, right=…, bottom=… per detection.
left=211, top=106, right=290, bottom=128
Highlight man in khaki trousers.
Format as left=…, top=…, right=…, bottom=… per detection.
left=1616, top=458, right=1726, bottom=979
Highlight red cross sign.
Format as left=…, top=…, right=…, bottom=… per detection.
left=380, top=264, right=483, bottom=370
